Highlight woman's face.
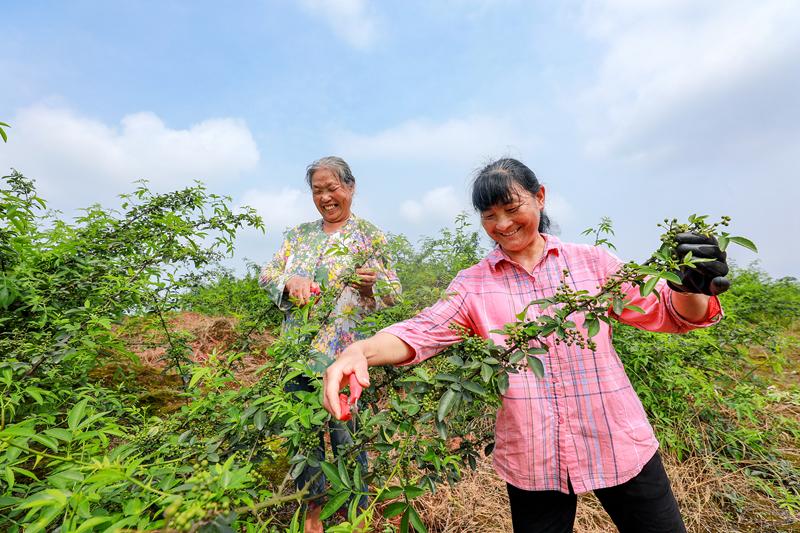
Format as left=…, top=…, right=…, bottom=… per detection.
left=311, top=168, right=354, bottom=225
left=480, top=184, right=546, bottom=254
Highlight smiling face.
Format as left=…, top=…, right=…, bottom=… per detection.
left=311, top=168, right=354, bottom=226
left=480, top=184, right=546, bottom=254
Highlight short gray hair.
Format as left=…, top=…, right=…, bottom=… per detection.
left=305, top=156, right=356, bottom=189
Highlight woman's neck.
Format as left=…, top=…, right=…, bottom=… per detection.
left=322, top=214, right=351, bottom=234
left=503, top=234, right=546, bottom=273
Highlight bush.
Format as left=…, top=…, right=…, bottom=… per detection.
left=1, top=171, right=797, bottom=532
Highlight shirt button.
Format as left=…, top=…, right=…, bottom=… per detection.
left=558, top=416, right=563, bottom=424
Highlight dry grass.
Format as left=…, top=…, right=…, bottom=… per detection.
left=382, top=452, right=798, bottom=533
left=89, top=311, right=276, bottom=414
left=112, top=311, right=275, bottom=383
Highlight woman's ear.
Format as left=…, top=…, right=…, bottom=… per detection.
left=535, top=186, right=546, bottom=209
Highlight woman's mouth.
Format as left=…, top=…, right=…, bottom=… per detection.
left=499, top=227, right=520, bottom=237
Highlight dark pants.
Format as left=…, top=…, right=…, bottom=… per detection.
left=506, top=451, right=686, bottom=533
left=285, top=376, right=368, bottom=509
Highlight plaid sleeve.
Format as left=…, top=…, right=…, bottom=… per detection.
left=381, top=275, right=472, bottom=365
left=596, top=247, right=723, bottom=333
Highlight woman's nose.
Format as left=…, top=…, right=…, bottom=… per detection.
left=495, top=216, right=512, bottom=231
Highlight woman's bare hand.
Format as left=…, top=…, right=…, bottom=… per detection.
left=350, top=267, right=377, bottom=297
left=285, top=276, right=320, bottom=306
left=323, top=344, right=371, bottom=420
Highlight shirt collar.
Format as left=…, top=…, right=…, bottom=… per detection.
left=318, top=213, right=358, bottom=234
left=487, top=233, right=562, bottom=271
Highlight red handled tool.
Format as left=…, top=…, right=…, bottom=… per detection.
left=337, top=373, right=363, bottom=422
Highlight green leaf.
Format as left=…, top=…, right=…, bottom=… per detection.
left=338, top=458, right=351, bottom=488
left=640, top=276, right=659, bottom=298
left=446, top=355, right=464, bottom=367
left=188, top=367, right=210, bottom=389
left=401, top=508, right=410, bottom=533
left=623, top=304, right=646, bottom=314
left=25, top=386, right=45, bottom=404
left=437, top=389, right=457, bottom=422
left=384, top=501, right=407, bottom=518
left=0, top=423, right=36, bottom=438
left=18, top=488, right=70, bottom=510
left=660, top=271, right=682, bottom=284
left=254, top=409, right=266, bottom=431
left=612, top=298, right=624, bottom=315
left=404, top=485, right=426, bottom=499
left=526, top=346, right=548, bottom=355
left=497, top=372, right=510, bottom=395
left=717, top=234, right=729, bottom=252
left=85, top=468, right=126, bottom=484
left=527, top=356, right=545, bottom=378
left=67, top=398, right=90, bottom=431
left=320, top=461, right=344, bottom=489
left=728, top=236, right=758, bottom=253
left=480, top=363, right=493, bottom=383
left=30, top=434, right=58, bottom=451
left=75, top=517, right=112, bottom=533
left=5, top=466, right=14, bottom=491
left=11, top=466, right=39, bottom=481
left=586, top=318, right=600, bottom=338
left=380, top=486, right=404, bottom=501
left=508, top=351, right=525, bottom=364
left=320, top=491, right=350, bottom=520
left=461, top=381, right=486, bottom=396
left=408, top=505, right=427, bottom=533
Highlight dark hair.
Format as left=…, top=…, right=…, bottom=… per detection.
left=305, top=156, right=356, bottom=189
left=472, top=158, right=551, bottom=233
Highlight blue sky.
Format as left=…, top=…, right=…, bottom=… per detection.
left=2, top=0, right=798, bottom=277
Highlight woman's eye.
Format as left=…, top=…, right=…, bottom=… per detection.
left=507, top=206, right=519, bottom=213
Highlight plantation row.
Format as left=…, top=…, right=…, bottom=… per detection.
left=1, top=172, right=798, bottom=531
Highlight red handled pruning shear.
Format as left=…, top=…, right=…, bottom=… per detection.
left=337, top=373, right=363, bottom=422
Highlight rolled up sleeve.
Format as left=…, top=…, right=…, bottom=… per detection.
left=597, top=247, right=723, bottom=333
left=381, top=277, right=471, bottom=365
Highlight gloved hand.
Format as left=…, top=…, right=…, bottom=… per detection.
left=667, top=232, right=730, bottom=296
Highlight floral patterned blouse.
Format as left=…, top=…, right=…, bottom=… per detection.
left=259, top=214, right=401, bottom=363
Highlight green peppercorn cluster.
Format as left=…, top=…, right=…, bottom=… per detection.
left=165, top=459, right=237, bottom=531
left=419, top=389, right=439, bottom=413
left=657, top=216, right=730, bottom=261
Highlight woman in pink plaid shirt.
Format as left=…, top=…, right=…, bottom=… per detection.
left=323, top=158, right=728, bottom=533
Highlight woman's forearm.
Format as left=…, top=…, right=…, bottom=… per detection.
left=670, top=291, right=711, bottom=322
left=357, top=332, right=415, bottom=367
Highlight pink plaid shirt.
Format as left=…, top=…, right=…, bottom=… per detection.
left=382, top=234, right=721, bottom=493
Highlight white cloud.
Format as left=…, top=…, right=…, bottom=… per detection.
left=577, top=0, right=800, bottom=160
left=400, top=186, right=467, bottom=224
left=335, top=116, right=537, bottom=163
left=238, top=187, right=320, bottom=234
left=298, top=0, right=380, bottom=49
left=0, top=104, right=260, bottom=208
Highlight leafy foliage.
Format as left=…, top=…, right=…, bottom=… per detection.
left=0, top=171, right=798, bottom=532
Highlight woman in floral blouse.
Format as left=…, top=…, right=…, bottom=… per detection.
left=259, top=156, right=400, bottom=533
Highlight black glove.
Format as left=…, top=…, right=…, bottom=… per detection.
left=666, top=232, right=730, bottom=296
